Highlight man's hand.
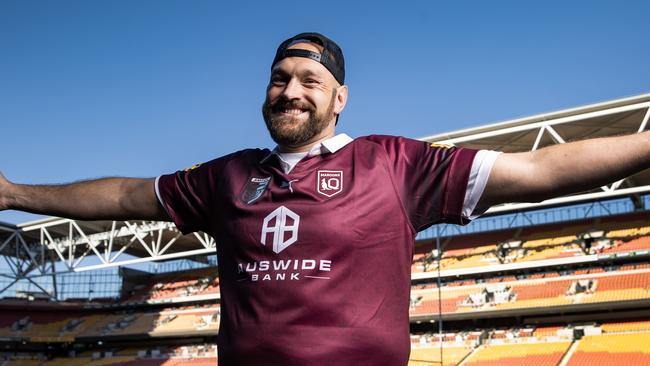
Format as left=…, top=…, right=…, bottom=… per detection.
left=0, top=173, right=171, bottom=222
left=0, top=172, right=14, bottom=212
left=478, top=130, right=650, bottom=209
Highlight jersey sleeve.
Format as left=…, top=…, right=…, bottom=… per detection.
left=366, top=135, right=481, bottom=231
left=155, top=159, right=222, bottom=235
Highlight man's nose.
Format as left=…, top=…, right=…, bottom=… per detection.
left=281, top=78, right=302, bottom=100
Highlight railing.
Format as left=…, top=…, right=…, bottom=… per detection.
left=417, top=195, right=650, bottom=240
left=149, top=255, right=217, bottom=274
left=0, top=268, right=121, bottom=301
left=58, top=269, right=121, bottom=300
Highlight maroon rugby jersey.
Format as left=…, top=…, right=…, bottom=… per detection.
left=157, top=135, right=478, bottom=366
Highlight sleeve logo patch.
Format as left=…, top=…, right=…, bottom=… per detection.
left=429, top=143, right=453, bottom=149
left=184, top=163, right=203, bottom=171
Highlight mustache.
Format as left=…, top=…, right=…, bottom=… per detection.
left=269, top=98, right=315, bottom=112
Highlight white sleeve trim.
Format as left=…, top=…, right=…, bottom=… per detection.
left=154, top=176, right=168, bottom=213
left=462, top=150, right=502, bottom=220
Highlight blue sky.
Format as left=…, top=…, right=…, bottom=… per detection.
left=1, top=0, right=649, bottom=224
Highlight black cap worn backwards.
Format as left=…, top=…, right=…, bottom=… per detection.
left=272, top=32, right=345, bottom=85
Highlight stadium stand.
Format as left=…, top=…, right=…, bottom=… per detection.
left=409, top=267, right=650, bottom=317
left=3, top=203, right=650, bottom=364
left=122, top=267, right=220, bottom=303
left=412, top=213, right=650, bottom=274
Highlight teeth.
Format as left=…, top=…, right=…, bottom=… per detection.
left=283, top=109, right=305, bottom=115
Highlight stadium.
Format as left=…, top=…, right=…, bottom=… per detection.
left=1, top=93, right=650, bottom=365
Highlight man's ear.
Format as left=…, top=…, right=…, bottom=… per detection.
left=334, top=85, right=348, bottom=115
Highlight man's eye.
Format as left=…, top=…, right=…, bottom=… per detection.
left=271, top=78, right=286, bottom=86
left=303, top=79, right=320, bottom=86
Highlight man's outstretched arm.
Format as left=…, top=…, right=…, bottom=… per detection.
left=0, top=173, right=170, bottom=221
left=477, top=130, right=650, bottom=209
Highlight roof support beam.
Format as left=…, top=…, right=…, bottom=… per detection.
left=638, top=107, right=650, bottom=133
left=1, top=220, right=216, bottom=280
left=430, top=101, right=650, bottom=145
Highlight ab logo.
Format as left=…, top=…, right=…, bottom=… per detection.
left=261, top=206, right=300, bottom=253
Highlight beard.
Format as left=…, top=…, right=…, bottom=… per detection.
left=262, top=90, right=336, bottom=147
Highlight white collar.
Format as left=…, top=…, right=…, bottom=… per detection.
left=260, top=133, right=354, bottom=164
left=316, top=133, right=354, bottom=155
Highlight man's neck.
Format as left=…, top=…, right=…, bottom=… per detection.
left=278, top=131, right=336, bottom=153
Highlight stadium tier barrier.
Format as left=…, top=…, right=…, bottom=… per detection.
left=0, top=305, right=220, bottom=341
left=412, top=225, right=650, bottom=274
left=409, top=268, right=650, bottom=316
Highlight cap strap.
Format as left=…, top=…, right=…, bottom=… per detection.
left=280, top=48, right=322, bottom=63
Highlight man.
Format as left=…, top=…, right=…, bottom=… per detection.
left=0, top=32, right=649, bottom=365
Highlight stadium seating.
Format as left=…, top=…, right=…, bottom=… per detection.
left=0, top=311, right=100, bottom=341
left=1, top=344, right=220, bottom=366
left=566, top=332, right=650, bottom=365
left=34, top=356, right=219, bottom=366
left=412, top=219, right=650, bottom=273
left=409, top=268, right=650, bottom=316
left=123, top=267, right=220, bottom=303
left=606, top=225, right=650, bottom=239
left=601, top=320, right=650, bottom=333
left=462, top=341, right=570, bottom=366
left=78, top=314, right=132, bottom=337
left=602, top=236, right=650, bottom=254
left=408, top=345, right=474, bottom=366
left=533, top=326, right=562, bottom=339
left=2, top=360, right=43, bottom=366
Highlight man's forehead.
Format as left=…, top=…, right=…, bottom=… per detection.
left=271, top=42, right=335, bottom=81
left=286, top=41, right=324, bottom=54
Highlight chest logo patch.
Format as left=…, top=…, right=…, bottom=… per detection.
left=317, top=170, right=343, bottom=197
left=240, top=176, right=271, bottom=205
left=261, top=206, right=300, bottom=254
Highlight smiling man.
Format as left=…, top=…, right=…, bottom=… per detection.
left=1, top=32, right=650, bottom=365
left=154, top=34, right=479, bottom=365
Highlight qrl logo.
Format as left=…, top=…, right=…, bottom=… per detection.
left=317, top=170, right=343, bottom=197
left=261, top=206, right=300, bottom=253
